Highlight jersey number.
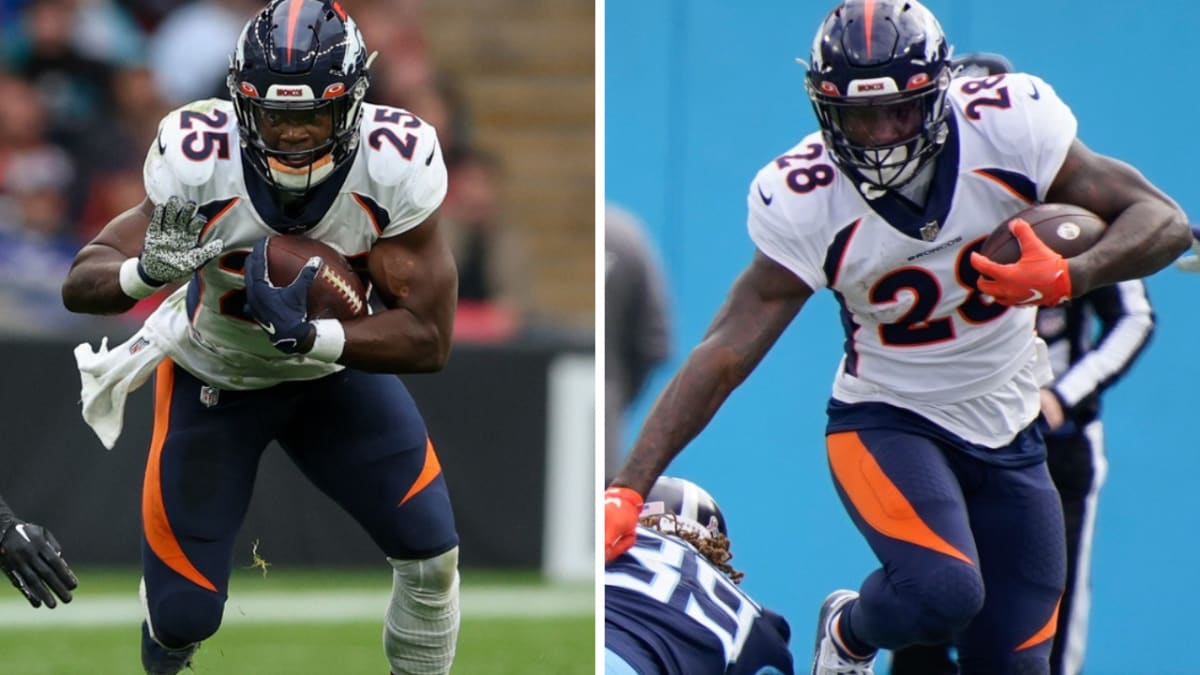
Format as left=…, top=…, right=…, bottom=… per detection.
left=870, top=238, right=1007, bottom=346
left=368, top=108, right=421, bottom=160
left=775, top=143, right=835, bottom=194
left=180, top=110, right=231, bottom=161
left=960, top=75, right=1012, bottom=121
left=609, top=533, right=761, bottom=662
left=209, top=251, right=255, bottom=323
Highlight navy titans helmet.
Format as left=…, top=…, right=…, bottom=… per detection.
left=642, top=476, right=729, bottom=540
left=228, top=0, right=372, bottom=194
left=952, top=52, right=1014, bottom=79
left=806, top=0, right=954, bottom=191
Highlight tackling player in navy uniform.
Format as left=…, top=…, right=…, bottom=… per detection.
left=0, top=491, right=76, bottom=609
left=61, top=2, right=460, bottom=673
left=890, top=54, right=1158, bottom=675
left=605, top=476, right=793, bottom=675
left=603, top=1, right=1189, bottom=674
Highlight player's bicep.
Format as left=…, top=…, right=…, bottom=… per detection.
left=366, top=210, right=457, bottom=313
left=72, top=196, right=154, bottom=266
left=1045, top=139, right=1181, bottom=224
left=700, top=250, right=812, bottom=379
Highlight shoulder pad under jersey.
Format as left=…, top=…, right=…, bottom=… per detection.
left=144, top=99, right=239, bottom=203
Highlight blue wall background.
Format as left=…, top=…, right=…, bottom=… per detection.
left=606, top=1, right=1200, bottom=672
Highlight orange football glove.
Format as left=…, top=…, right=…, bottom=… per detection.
left=970, top=218, right=1071, bottom=306
left=604, top=486, right=643, bottom=562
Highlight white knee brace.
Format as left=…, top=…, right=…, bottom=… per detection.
left=383, top=547, right=461, bottom=675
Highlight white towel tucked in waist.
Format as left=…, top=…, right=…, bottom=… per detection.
left=74, top=326, right=166, bottom=450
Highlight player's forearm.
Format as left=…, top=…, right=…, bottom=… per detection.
left=61, top=247, right=140, bottom=315
left=612, top=341, right=744, bottom=496
left=1070, top=201, right=1189, bottom=295
left=338, top=307, right=452, bottom=373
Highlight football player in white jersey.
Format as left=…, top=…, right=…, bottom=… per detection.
left=603, top=1, right=1189, bottom=674
left=61, top=2, right=460, bottom=673
left=889, top=52, right=1158, bottom=675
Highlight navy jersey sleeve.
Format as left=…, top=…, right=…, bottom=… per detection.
left=725, top=608, right=794, bottom=675
left=606, top=528, right=793, bottom=674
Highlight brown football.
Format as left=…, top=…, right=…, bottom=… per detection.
left=264, top=235, right=366, bottom=320
left=978, top=203, right=1107, bottom=264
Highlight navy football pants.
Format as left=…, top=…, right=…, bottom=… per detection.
left=827, top=428, right=1065, bottom=675
left=141, top=361, right=458, bottom=648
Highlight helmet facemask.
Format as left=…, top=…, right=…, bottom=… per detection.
left=808, top=66, right=951, bottom=191
left=229, top=76, right=368, bottom=194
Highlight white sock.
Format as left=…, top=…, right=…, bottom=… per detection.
left=383, top=547, right=461, bottom=675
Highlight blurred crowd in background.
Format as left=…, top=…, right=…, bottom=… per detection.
left=0, top=0, right=541, bottom=342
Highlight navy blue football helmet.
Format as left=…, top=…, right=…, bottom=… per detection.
left=641, top=476, right=728, bottom=540
left=806, top=0, right=953, bottom=191
left=228, top=0, right=372, bottom=194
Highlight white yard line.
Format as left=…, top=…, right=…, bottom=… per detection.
left=0, top=585, right=593, bottom=628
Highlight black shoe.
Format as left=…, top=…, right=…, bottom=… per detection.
left=141, top=621, right=198, bottom=675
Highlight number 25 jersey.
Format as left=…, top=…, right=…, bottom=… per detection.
left=747, top=73, right=1076, bottom=448
left=141, top=98, right=447, bottom=390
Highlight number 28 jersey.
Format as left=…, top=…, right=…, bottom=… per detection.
left=747, top=73, right=1076, bottom=447
left=605, top=527, right=793, bottom=675
left=141, top=98, right=447, bottom=390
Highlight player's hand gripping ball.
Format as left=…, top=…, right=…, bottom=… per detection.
left=244, top=236, right=366, bottom=354
left=260, top=235, right=367, bottom=320
left=971, top=203, right=1106, bottom=306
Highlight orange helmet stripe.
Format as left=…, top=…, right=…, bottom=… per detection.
left=285, top=0, right=305, bottom=65
left=864, top=0, right=877, bottom=58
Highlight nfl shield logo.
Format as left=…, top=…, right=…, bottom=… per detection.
left=200, top=386, right=220, bottom=408
left=920, top=220, right=940, bottom=241
left=128, top=337, right=150, bottom=355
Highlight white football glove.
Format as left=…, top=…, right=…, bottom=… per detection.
left=139, top=196, right=225, bottom=284
left=1175, top=227, right=1200, bottom=273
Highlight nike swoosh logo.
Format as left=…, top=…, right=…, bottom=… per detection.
left=1028, top=81, right=1040, bottom=100
left=260, top=321, right=276, bottom=335
left=157, top=131, right=167, bottom=155
left=757, top=184, right=774, bottom=206
left=1020, top=288, right=1043, bottom=304
left=425, top=145, right=436, bottom=166
left=14, top=524, right=30, bottom=543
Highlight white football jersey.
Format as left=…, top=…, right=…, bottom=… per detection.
left=141, top=98, right=447, bottom=390
left=747, top=73, right=1076, bottom=446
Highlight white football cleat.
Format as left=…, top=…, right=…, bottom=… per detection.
left=811, top=589, right=876, bottom=675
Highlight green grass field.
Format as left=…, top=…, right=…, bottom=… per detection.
left=0, top=567, right=594, bottom=675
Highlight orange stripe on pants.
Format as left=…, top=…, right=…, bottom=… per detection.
left=399, top=438, right=442, bottom=506
left=827, top=431, right=973, bottom=565
left=142, top=360, right=217, bottom=593
left=1015, top=597, right=1061, bottom=651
